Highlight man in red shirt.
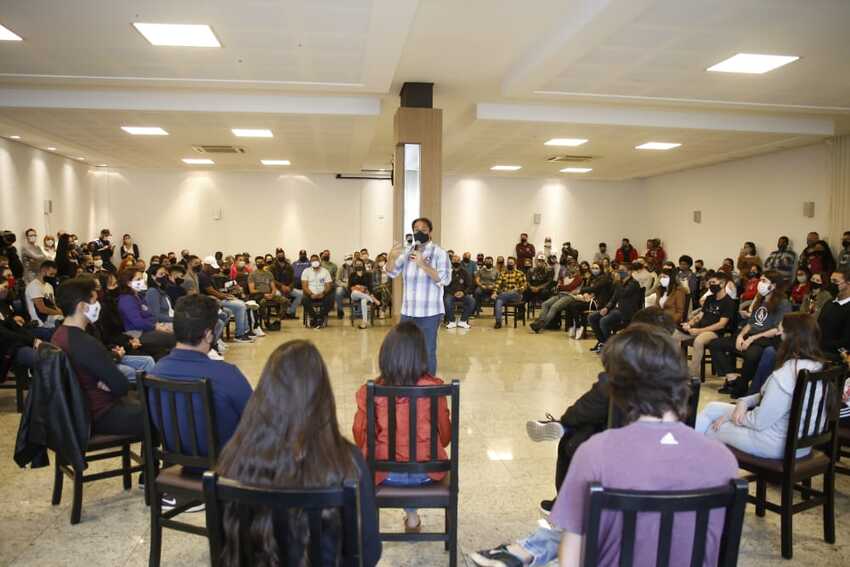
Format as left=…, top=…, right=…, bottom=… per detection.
left=515, top=233, right=536, bottom=273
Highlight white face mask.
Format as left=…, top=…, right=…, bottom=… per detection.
left=311, top=260, right=320, bottom=269
left=726, top=282, right=738, bottom=300
left=130, top=279, right=147, bottom=292
left=27, top=235, right=37, bottom=243
left=84, top=301, right=101, bottom=323
left=659, top=275, right=671, bottom=287
left=757, top=281, right=773, bottom=297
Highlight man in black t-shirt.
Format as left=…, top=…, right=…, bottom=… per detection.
left=676, top=272, right=735, bottom=378
left=819, top=268, right=850, bottom=360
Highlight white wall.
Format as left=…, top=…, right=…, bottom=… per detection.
left=441, top=176, right=648, bottom=259
left=644, top=144, right=830, bottom=269
left=0, top=138, right=95, bottom=243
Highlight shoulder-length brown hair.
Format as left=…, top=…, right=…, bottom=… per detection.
left=215, top=340, right=357, bottom=566
left=116, top=268, right=139, bottom=295
left=775, top=313, right=828, bottom=370
left=751, top=270, right=790, bottom=313
left=379, top=321, right=429, bottom=385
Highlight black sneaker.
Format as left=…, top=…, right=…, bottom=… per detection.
left=337, top=310, right=344, bottom=320
left=494, top=321, right=502, bottom=329
left=589, top=342, right=603, bottom=353
left=233, top=334, right=254, bottom=343
left=530, top=320, right=543, bottom=334
left=469, top=546, right=524, bottom=567
left=160, top=495, right=205, bottom=513
left=539, top=499, right=554, bottom=514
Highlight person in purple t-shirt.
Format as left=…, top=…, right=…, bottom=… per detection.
left=471, top=324, right=737, bottom=567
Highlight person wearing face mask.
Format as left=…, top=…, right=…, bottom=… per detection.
left=797, top=231, right=821, bottom=271
left=301, top=254, right=334, bottom=328
left=495, top=256, right=506, bottom=274
left=630, top=258, right=658, bottom=307
left=593, top=242, right=610, bottom=264
left=837, top=230, right=850, bottom=271
left=515, top=233, right=536, bottom=273
left=117, top=268, right=178, bottom=356
left=801, top=272, right=832, bottom=318
left=530, top=261, right=583, bottom=334
left=164, top=265, right=188, bottom=306
left=24, top=260, right=63, bottom=339
left=42, top=234, right=57, bottom=261
left=0, top=278, right=41, bottom=372
left=443, top=254, right=475, bottom=329
left=656, top=269, right=687, bottom=326
left=52, top=277, right=145, bottom=438
left=790, top=268, right=811, bottom=308
left=371, top=253, right=392, bottom=317
left=21, top=228, right=47, bottom=284
left=490, top=256, right=528, bottom=329
left=738, top=265, right=762, bottom=313
left=587, top=262, right=643, bottom=352
left=145, top=265, right=177, bottom=326
left=614, top=238, right=638, bottom=264
left=348, top=259, right=381, bottom=329
left=764, top=236, right=797, bottom=280
left=709, top=271, right=791, bottom=398
left=248, top=258, right=288, bottom=330
left=198, top=256, right=255, bottom=343
left=525, top=254, right=555, bottom=309
left=677, top=273, right=736, bottom=379
left=644, top=238, right=666, bottom=271
left=803, top=240, right=836, bottom=277
left=474, top=256, right=499, bottom=312
left=270, top=251, right=302, bottom=320
left=563, top=263, right=615, bottom=340
left=291, top=249, right=311, bottom=290
left=460, top=252, right=477, bottom=278
left=320, top=249, right=338, bottom=281
left=93, top=228, right=116, bottom=272
left=475, top=253, right=485, bottom=268
left=335, top=254, right=354, bottom=319
left=816, top=268, right=850, bottom=361
left=385, top=217, right=452, bottom=374
left=559, top=242, right=579, bottom=265
left=120, top=233, right=140, bottom=260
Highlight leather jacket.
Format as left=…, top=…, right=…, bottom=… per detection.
left=15, top=344, right=90, bottom=471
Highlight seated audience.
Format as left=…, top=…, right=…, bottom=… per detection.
left=592, top=242, right=609, bottom=264
left=475, top=256, right=499, bottom=308
left=563, top=263, right=614, bottom=340
left=120, top=233, right=140, bottom=260
left=21, top=228, right=47, bottom=284
left=491, top=257, right=528, bottom=329
left=0, top=277, right=40, bottom=371
left=353, top=322, right=451, bottom=534
left=461, top=251, right=477, bottom=277
left=524, top=254, right=555, bottom=306
left=710, top=271, right=791, bottom=397
left=804, top=239, right=836, bottom=276
left=631, top=258, right=658, bottom=306
left=443, top=254, right=475, bottom=329
left=644, top=238, right=666, bottom=271
left=530, top=263, right=582, bottom=334
left=587, top=262, right=643, bottom=352
left=320, top=249, right=337, bottom=281
left=764, top=235, right=797, bottom=280
left=42, top=234, right=57, bottom=261
left=247, top=258, right=288, bottom=327
left=53, top=277, right=144, bottom=437
left=801, top=272, right=832, bottom=318
left=372, top=253, right=392, bottom=316
left=216, top=339, right=381, bottom=567
left=737, top=241, right=762, bottom=275
left=25, top=260, right=63, bottom=339
left=335, top=254, right=353, bottom=319
left=301, top=253, right=334, bottom=328
left=818, top=267, right=850, bottom=361
left=676, top=272, right=736, bottom=378
left=790, top=267, right=811, bottom=307
left=697, top=313, right=824, bottom=458
left=291, top=249, right=311, bottom=288
left=271, top=251, right=302, bottom=319
left=656, top=268, right=687, bottom=325
left=145, top=264, right=175, bottom=324
left=164, top=264, right=187, bottom=306
left=838, top=231, right=850, bottom=271
left=349, top=258, right=381, bottom=329
left=117, top=269, right=177, bottom=353
left=199, top=256, right=254, bottom=343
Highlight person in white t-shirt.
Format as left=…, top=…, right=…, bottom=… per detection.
left=25, top=260, right=63, bottom=338
left=301, top=254, right=334, bottom=328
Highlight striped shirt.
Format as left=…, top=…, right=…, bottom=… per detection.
left=387, top=241, right=451, bottom=317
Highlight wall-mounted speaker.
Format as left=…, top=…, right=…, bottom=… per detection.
left=533, top=213, right=542, bottom=225
left=693, top=210, right=701, bottom=224
left=803, top=202, right=815, bottom=218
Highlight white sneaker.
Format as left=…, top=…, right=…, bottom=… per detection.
left=526, top=416, right=565, bottom=442
left=216, top=340, right=228, bottom=352
left=244, top=300, right=260, bottom=309
left=253, top=327, right=266, bottom=337
left=568, top=325, right=576, bottom=338
left=457, top=321, right=470, bottom=329
left=575, top=326, right=585, bottom=340
left=446, top=321, right=458, bottom=329
left=207, top=350, right=224, bottom=361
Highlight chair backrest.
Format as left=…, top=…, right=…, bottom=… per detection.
left=608, top=378, right=700, bottom=429
left=137, top=373, right=219, bottom=470
left=582, top=479, right=748, bottom=567
left=365, top=380, right=460, bottom=481
left=783, top=366, right=845, bottom=462
left=203, top=472, right=362, bottom=567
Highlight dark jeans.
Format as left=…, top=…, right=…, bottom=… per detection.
left=303, top=293, right=334, bottom=322
left=564, top=300, right=591, bottom=328
left=140, top=330, right=177, bottom=353
left=524, top=289, right=552, bottom=305
left=748, top=346, right=777, bottom=395
left=444, top=294, right=475, bottom=322
left=13, top=346, right=37, bottom=369
left=30, top=326, right=55, bottom=341
left=588, top=309, right=625, bottom=343
left=708, top=335, right=780, bottom=385
left=401, top=314, right=441, bottom=375
left=93, top=397, right=145, bottom=438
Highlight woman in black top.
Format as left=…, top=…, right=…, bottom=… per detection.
left=564, top=263, right=613, bottom=339
left=349, top=260, right=381, bottom=329
left=215, top=340, right=381, bottom=567
left=120, top=234, right=140, bottom=260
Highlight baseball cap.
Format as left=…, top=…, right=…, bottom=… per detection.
left=536, top=253, right=546, bottom=260
left=202, top=255, right=220, bottom=269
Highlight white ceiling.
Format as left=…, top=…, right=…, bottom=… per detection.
left=0, top=0, right=848, bottom=178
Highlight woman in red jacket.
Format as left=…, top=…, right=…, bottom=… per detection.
left=353, top=321, right=452, bottom=534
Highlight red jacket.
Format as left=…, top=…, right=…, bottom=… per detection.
left=615, top=247, right=638, bottom=263
left=353, top=374, right=452, bottom=485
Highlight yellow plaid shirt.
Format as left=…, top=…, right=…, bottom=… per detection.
left=494, top=269, right=527, bottom=294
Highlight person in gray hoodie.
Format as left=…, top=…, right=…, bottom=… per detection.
left=21, top=228, right=47, bottom=284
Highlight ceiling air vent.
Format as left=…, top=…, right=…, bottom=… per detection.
left=192, top=145, right=247, bottom=154
left=546, top=154, right=593, bottom=163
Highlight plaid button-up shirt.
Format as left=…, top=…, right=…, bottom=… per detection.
left=494, top=268, right=528, bottom=294
left=387, top=241, right=452, bottom=317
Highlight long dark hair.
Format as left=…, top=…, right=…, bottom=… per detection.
left=752, top=270, right=790, bottom=313
left=215, top=340, right=357, bottom=566
left=116, top=268, right=139, bottom=295
left=379, top=322, right=429, bottom=385
left=775, top=313, right=827, bottom=370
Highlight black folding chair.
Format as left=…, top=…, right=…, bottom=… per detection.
left=138, top=374, right=219, bottom=567
left=366, top=380, right=460, bottom=567
left=582, top=479, right=748, bottom=567
left=729, top=366, right=844, bottom=559
left=203, top=472, right=363, bottom=567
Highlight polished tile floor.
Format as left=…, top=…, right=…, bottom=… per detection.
left=1, top=314, right=848, bottom=566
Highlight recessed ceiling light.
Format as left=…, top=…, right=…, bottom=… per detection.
left=545, top=138, right=588, bottom=147
left=707, top=53, right=799, bottom=74
left=132, top=23, right=220, bottom=47
left=182, top=158, right=215, bottom=165
left=560, top=167, right=592, bottom=173
left=75, top=157, right=85, bottom=161
left=46, top=147, right=56, bottom=151
left=232, top=128, right=273, bottom=138
left=96, top=164, right=109, bottom=167
left=260, top=159, right=291, bottom=166
left=490, top=165, right=522, bottom=171
left=636, top=142, right=681, bottom=151
left=121, top=126, right=169, bottom=136
left=8, top=135, right=21, bottom=139
left=0, top=24, right=23, bottom=41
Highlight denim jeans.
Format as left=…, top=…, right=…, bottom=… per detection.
left=351, top=290, right=375, bottom=323
left=518, top=525, right=563, bottom=567
left=288, top=289, right=303, bottom=316
left=13, top=346, right=37, bottom=369
left=444, top=294, right=475, bottom=323
left=538, top=294, right=574, bottom=326
left=748, top=346, right=777, bottom=395
left=118, top=355, right=156, bottom=382
left=382, top=473, right=431, bottom=515
left=588, top=308, right=625, bottom=342
left=335, top=285, right=349, bottom=313
left=494, top=291, right=522, bottom=321
left=401, top=314, right=442, bottom=375
left=221, top=298, right=248, bottom=336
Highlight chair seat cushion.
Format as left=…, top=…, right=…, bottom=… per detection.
left=156, top=466, right=203, bottom=493
left=729, top=447, right=830, bottom=477
left=88, top=433, right=143, bottom=450
left=375, top=476, right=450, bottom=500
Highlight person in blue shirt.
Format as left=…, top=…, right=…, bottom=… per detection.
left=151, top=294, right=253, bottom=461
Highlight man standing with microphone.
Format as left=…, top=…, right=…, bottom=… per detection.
left=386, top=217, right=451, bottom=375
